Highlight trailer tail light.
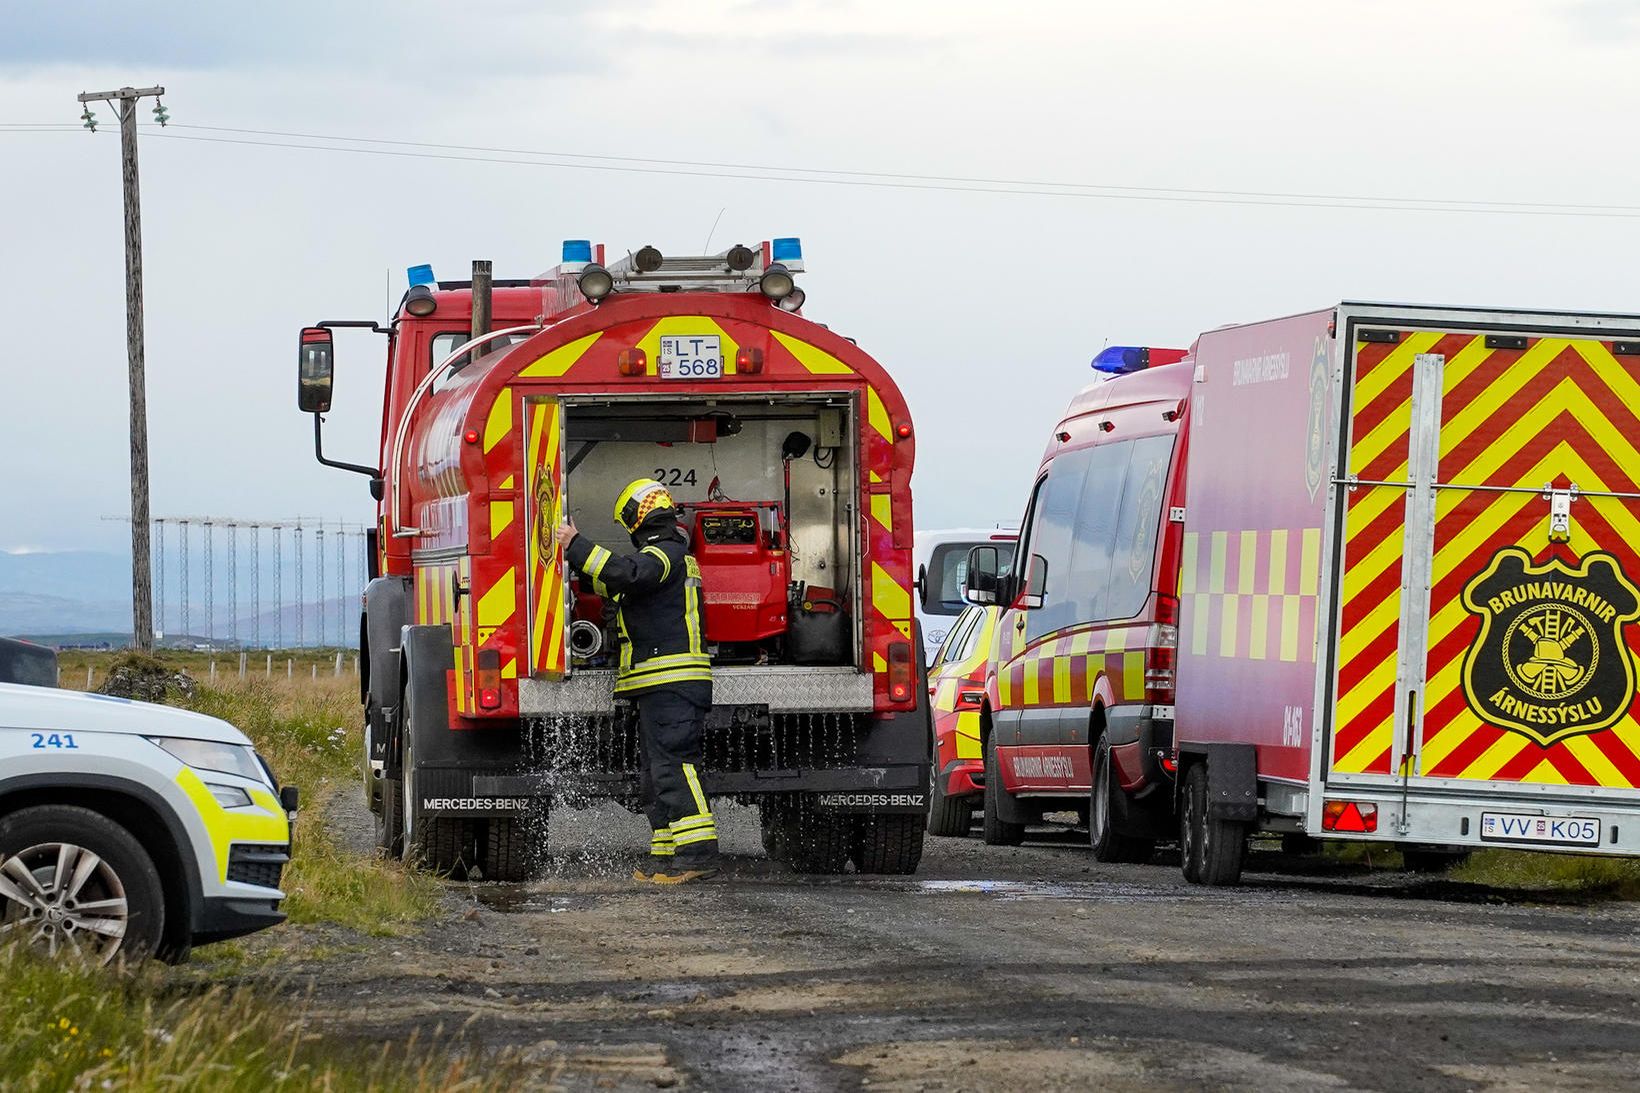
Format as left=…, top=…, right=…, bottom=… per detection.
left=617, top=348, right=647, bottom=376
left=887, top=640, right=914, bottom=703
left=1144, top=594, right=1179, bottom=705
left=1321, top=800, right=1378, bottom=833
left=736, top=347, right=764, bottom=374
left=476, top=649, right=502, bottom=710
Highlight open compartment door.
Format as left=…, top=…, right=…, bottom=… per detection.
left=524, top=396, right=570, bottom=678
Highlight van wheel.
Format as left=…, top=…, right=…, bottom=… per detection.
left=981, top=735, right=1026, bottom=847
left=1090, top=740, right=1154, bottom=864
left=1180, top=764, right=1245, bottom=886
left=851, top=815, right=925, bottom=874
left=0, top=805, right=166, bottom=966
left=927, top=760, right=974, bottom=838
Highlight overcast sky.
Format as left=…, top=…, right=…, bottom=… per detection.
left=4, top=0, right=1640, bottom=554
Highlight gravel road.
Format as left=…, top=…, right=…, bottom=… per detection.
left=290, top=799, right=1640, bottom=1091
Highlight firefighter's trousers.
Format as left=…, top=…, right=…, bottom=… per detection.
left=635, top=684, right=718, bottom=865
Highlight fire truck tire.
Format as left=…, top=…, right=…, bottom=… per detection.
left=400, top=717, right=478, bottom=877
left=981, top=735, right=1026, bottom=847
left=850, top=814, right=926, bottom=874
left=769, top=797, right=850, bottom=874
left=1400, top=848, right=1470, bottom=874
left=1090, top=740, right=1154, bottom=865
left=1180, top=763, right=1245, bottom=886
left=926, top=766, right=974, bottom=838
left=376, top=777, right=405, bottom=857
left=481, top=809, right=547, bottom=882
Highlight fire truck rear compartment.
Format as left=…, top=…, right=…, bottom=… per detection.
left=558, top=395, right=860, bottom=671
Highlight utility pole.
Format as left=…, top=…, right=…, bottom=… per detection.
left=77, top=85, right=167, bottom=652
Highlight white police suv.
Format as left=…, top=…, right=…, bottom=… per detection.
left=0, top=646, right=294, bottom=964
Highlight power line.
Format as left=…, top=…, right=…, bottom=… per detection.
left=11, top=119, right=1640, bottom=219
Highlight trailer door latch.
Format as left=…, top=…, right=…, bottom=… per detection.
left=1546, top=484, right=1576, bottom=543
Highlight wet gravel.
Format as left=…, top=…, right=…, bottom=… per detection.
left=287, top=799, right=1640, bottom=1091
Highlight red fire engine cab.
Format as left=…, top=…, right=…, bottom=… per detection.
left=296, top=239, right=932, bottom=880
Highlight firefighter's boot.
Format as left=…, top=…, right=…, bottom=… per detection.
left=633, top=825, right=676, bottom=882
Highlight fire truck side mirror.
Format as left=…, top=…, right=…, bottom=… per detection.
left=297, top=327, right=335, bottom=414
left=963, top=546, right=1001, bottom=606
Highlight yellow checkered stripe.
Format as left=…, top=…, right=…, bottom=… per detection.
left=1179, top=528, right=1321, bottom=662
left=996, top=627, right=1146, bottom=708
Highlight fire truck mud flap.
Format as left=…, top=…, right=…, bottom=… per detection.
left=401, top=625, right=543, bottom=820
left=1181, top=743, right=1257, bottom=822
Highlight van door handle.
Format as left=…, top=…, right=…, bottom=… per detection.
left=1015, top=616, right=1026, bottom=631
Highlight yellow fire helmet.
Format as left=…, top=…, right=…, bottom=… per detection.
left=614, top=478, right=676, bottom=532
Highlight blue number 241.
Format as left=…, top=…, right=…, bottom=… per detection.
left=30, top=733, right=78, bottom=750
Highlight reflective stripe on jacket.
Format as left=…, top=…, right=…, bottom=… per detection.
left=564, top=515, right=711, bottom=695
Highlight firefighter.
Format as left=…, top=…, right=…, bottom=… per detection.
left=555, top=478, right=719, bottom=883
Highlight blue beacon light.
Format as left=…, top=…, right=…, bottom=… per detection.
left=1091, top=346, right=1149, bottom=374
left=770, top=237, right=803, bottom=263
left=561, top=239, right=594, bottom=264
left=407, top=264, right=436, bottom=287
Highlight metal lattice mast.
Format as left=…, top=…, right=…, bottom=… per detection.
left=337, top=526, right=347, bottom=646
left=316, top=526, right=326, bottom=649
left=203, top=520, right=214, bottom=643
left=293, top=524, right=304, bottom=649
left=251, top=525, right=261, bottom=649
left=153, top=519, right=165, bottom=644
left=272, top=526, right=283, bottom=648
left=179, top=519, right=190, bottom=639
left=226, top=523, right=237, bottom=647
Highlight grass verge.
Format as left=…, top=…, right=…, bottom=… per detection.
left=0, top=946, right=514, bottom=1091
left=1452, top=849, right=1640, bottom=898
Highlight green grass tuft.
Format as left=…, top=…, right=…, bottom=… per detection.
left=1452, top=849, right=1640, bottom=898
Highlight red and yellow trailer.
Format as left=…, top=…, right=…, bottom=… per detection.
left=1174, top=303, right=1640, bottom=882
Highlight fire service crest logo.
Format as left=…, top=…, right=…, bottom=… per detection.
left=1461, top=548, right=1640, bottom=746
left=535, top=471, right=560, bottom=555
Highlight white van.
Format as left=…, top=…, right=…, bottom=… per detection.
left=914, top=528, right=1017, bottom=663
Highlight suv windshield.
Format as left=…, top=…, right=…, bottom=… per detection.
left=925, top=541, right=1016, bottom=616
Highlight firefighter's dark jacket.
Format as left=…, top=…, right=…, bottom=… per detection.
left=564, top=511, right=712, bottom=695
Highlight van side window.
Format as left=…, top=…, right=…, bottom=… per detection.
left=1064, top=441, right=1135, bottom=625
left=1106, top=435, right=1176, bottom=619
left=1025, top=447, right=1092, bottom=642
left=938, top=608, right=981, bottom=665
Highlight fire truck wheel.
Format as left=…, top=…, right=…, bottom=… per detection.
left=481, top=809, right=547, bottom=882
left=1180, top=764, right=1245, bottom=886
left=1090, top=740, right=1155, bottom=865
left=773, top=797, right=850, bottom=874
left=400, top=724, right=478, bottom=876
left=926, top=763, right=974, bottom=838
left=981, top=735, right=1026, bottom=847
left=850, top=814, right=926, bottom=874
left=376, top=777, right=405, bottom=857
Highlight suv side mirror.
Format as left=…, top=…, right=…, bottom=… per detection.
left=298, top=327, right=335, bottom=413
left=917, top=563, right=930, bottom=610
left=963, top=545, right=1000, bottom=606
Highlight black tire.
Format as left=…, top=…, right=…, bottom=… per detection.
left=851, top=814, right=926, bottom=874
left=401, top=693, right=478, bottom=876
left=1180, top=764, right=1245, bottom=886
left=0, top=805, right=166, bottom=965
left=1401, top=848, right=1470, bottom=874
left=981, top=734, right=1026, bottom=847
left=926, top=758, right=975, bottom=838
left=481, top=808, right=548, bottom=882
left=1090, top=740, right=1154, bottom=865
left=774, top=797, right=851, bottom=874
left=376, top=776, right=405, bottom=857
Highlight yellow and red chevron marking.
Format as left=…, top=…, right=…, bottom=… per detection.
left=1332, top=334, right=1640, bottom=787
left=1332, top=332, right=1468, bottom=775
left=414, top=558, right=473, bottom=712
left=1179, top=529, right=1321, bottom=663
left=524, top=398, right=568, bottom=678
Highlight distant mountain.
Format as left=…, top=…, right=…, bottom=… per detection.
left=0, top=550, right=356, bottom=647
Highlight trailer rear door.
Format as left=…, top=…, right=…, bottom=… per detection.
left=1330, top=322, right=1640, bottom=797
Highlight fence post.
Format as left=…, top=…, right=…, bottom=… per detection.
left=266, top=653, right=272, bottom=678
left=210, top=661, right=217, bottom=681
left=239, top=651, right=246, bottom=680
left=353, top=654, right=359, bottom=676
left=311, top=663, right=317, bottom=681
left=287, top=658, right=292, bottom=679
left=86, top=665, right=94, bottom=689
left=333, top=651, right=342, bottom=677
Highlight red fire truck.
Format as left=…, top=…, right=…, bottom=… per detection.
left=969, top=306, right=1640, bottom=883
left=296, top=239, right=930, bottom=880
